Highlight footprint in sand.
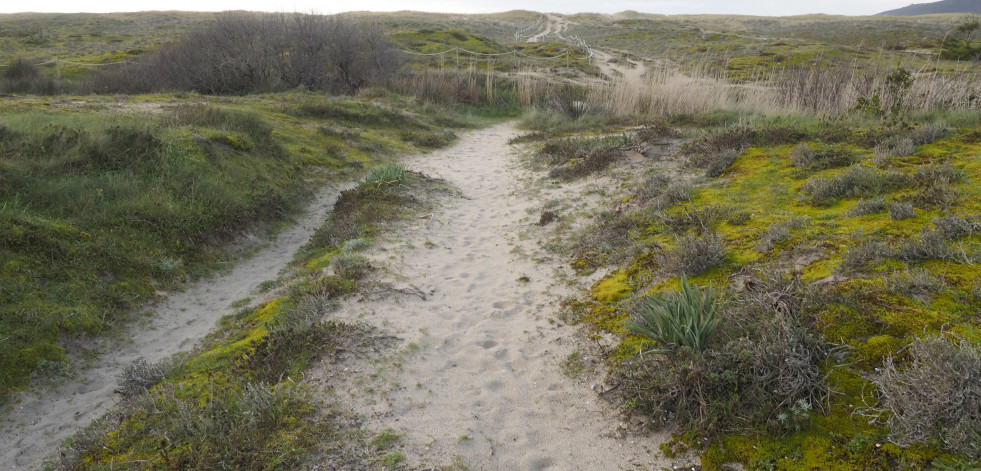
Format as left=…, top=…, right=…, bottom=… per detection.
left=492, top=301, right=515, bottom=309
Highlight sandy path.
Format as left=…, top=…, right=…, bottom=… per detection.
left=0, top=185, right=347, bottom=470
left=310, top=123, right=667, bottom=470
left=528, top=15, right=569, bottom=43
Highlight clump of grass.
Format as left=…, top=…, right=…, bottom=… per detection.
left=626, top=275, right=723, bottom=353
left=873, top=335, right=981, bottom=459
left=663, top=232, right=727, bottom=276
left=366, top=164, right=406, bottom=188
left=790, top=143, right=856, bottom=171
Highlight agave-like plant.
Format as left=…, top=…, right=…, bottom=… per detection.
left=366, top=164, right=406, bottom=188
left=626, top=275, right=723, bottom=353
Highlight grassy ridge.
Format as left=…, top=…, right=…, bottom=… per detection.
left=60, top=168, right=449, bottom=470
left=0, top=91, right=473, bottom=398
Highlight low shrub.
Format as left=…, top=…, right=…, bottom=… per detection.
left=889, top=201, right=916, bottom=220
left=331, top=253, right=372, bottom=280
left=117, top=359, right=171, bottom=399
left=635, top=173, right=671, bottom=202
left=790, top=143, right=857, bottom=171
left=756, top=216, right=808, bottom=252
left=660, top=180, right=694, bottom=207
left=663, top=232, right=727, bottom=276
left=802, top=165, right=909, bottom=206
left=873, top=335, right=981, bottom=458
left=912, top=121, right=950, bottom=145
left=873, top=137, right=915, bottom=161
left=848, top=198, right=888, bottom=216
left=615, top=272, right=830, bottom=435
left=836, top=240, right=890, bottom=273
left=894, top=228, right=953, bottom=262
left=0, top=58, right=57, bottom=94
left=690, top=148, right=740, bottom=177
left=934, top=215, right=980, bottom=240
left=660, top=205, right=729, bottom=235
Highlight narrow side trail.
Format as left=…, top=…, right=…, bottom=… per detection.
left=311, top=124, right=667, bottom=470
left=0, top=186, right=345, bottom=470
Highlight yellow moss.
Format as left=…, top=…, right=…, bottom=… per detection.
left=304, top=248, right=338, bottom=270
left=591, top=270, right=632, bottom=303
left=857, top=334, right=904, bottom=365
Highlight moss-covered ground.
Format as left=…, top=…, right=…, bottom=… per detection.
left=523, top=110, right=981, bottom=470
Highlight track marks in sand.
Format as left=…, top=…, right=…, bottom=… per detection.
left=307, top=123, right=669, bottom=470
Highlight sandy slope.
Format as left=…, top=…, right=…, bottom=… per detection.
left=0, top=185, right=347, bottom=470
left=308, top=123, right=669, bottom=470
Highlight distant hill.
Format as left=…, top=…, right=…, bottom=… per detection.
left=877, top=0, right=981, bottom=16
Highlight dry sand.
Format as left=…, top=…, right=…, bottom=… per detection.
left=0, top=186, right=347, bottom=470
left=308, top=123, right=670, bottom=470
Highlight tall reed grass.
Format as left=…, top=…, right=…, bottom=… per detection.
left=589, top=59, right=980, bottom=117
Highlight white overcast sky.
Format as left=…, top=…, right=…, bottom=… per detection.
left=0, top=0, right=923, bottom=17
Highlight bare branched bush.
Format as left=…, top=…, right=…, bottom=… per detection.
left=873, top=335, right=981, bottom=459
left=92, top=13, right=402, bottom=94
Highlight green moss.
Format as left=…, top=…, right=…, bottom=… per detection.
left=591, top=270, right=632, bottom=302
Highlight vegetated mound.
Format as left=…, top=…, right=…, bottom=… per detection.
left=878, top=0, right=981, bottom=16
